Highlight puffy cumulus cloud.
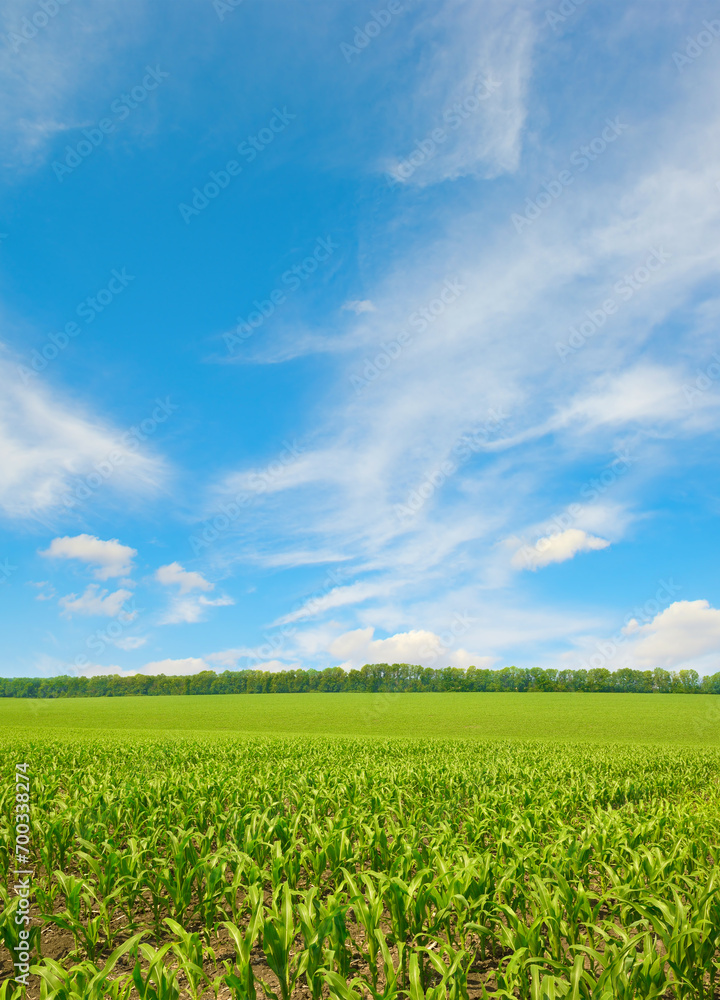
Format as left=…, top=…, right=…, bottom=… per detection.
left=328, top=626, right=493, bottom=671
left=155, top=562, right=213, bottom=594
left=511, top=529, right=610, bottom=571
left=76, top=664, right=137, bottom=678
left=141, top=657, right=211, bottom=675
left=626, top=600, right=720, bottom=670
left=154, top=562, right=232, bottom=624
left=58, top=584, right=133, bottom=618
left=41, top=534, right=136, bottom=579
left=159, top=594, right=234, bottom=625
left=247, top=659, right=298, bottom=673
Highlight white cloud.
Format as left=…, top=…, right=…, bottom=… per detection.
left=154, top=561, right=230, bottom=624
left=58, top=584, right=133, bottom=618
left=0, top=0, right=151, bottom=169
left=556, top=365, right=699, bottom=432
left=205, top=648, right=247, bottom=669
left=329, top=626, right=493, bottom=671
left=245, top=550, right=352, bottom=569
left=248, top=659, right=297, bottom=673
left=627, top=600, right=720, bottom=670
left=511, top=528, right=610, bottom=571
left=191, top=16, right=720, bottom=663
left=159, top=594, right=234, bottom=625
left=155, top=561, right=213, bottom=594
left=76, top=664, right=138, bottom=678
left=33, top=583, right=56, bottom=600
left=141, top=657, right=211, bottom=675
left=204, top=647, right=300, bottom=672
left=381, top=1, right=535, bottom=185
left=113, top=635, right=147, bottom=650
left=0, top=360, right=166, bottom=518
left=41, top=534, right=136, bottom=579
left=342, top=300, right=376, bottom=314
left=273, top=582, right=389, bottom=626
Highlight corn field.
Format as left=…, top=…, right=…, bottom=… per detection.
left=1, top=736, right=720, bottom=999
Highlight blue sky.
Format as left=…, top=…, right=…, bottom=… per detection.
left=1, top=0, right=720, bottom=679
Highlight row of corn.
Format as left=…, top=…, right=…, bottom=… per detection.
left=1, top=735, right=719, bottom=998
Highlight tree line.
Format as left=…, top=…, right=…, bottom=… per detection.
left=1, top=662, right=719, bottom=698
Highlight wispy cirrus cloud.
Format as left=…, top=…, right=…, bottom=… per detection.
left=5, top=1, right=720, bottom=680
left=0, top=0, right=154, bottom=170
left=201, top=41, right=720, bottom=660
left=342, top=299, right=376, bottom=315
left=377, top=0, right=536, bottom=185
left=272, top=582, right=393, bottom=626
left=0, top=362, right=166, bottom=518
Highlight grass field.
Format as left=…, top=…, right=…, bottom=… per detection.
left=2, top=691, right=720, bottom=743
left=2, top=697, right=720, bottom=998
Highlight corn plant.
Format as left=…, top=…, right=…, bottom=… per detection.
left=131, top=942, right=181, bottom=1000
left=32, top=931, right=143, bottom=1000
left=165, top=918, right=215, bottom=1000
left=2, top=734, right=720, bottom=1000
left=259, top=882, right=305, bottom=1000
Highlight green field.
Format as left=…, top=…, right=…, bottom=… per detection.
left=3, top=732, right=720, bottom=998
left=3, top=696, right=720, bottom=998
left=2, top=690, right=720, bottom=743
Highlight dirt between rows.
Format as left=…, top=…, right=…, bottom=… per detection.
left=3, top=909, right=502, bottom=998
left=4, top=906, right=720, bottom=1000
left=3, top=864, right=720, bottom=1000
